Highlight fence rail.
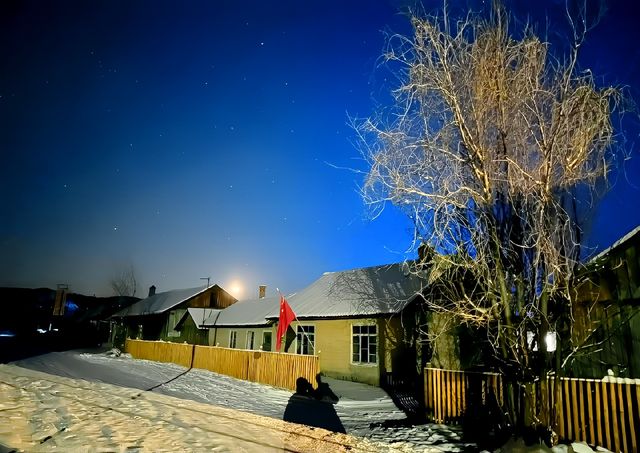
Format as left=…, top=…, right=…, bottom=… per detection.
left=424, top=367, right=640, bottom=452
left=125, top=339, right=319, bottom=391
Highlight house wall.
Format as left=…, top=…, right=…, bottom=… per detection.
left=279, top=318, right=405, bottom=387
left=206, top=317, right=410, bottom=387
left=161, top=315, right=208, bottom=345
left=570, top=233, right=640, bottom=378
left=208, top=326, right=272, bottom=351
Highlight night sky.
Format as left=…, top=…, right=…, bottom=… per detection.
left=2, top=0, right=639, bottom=299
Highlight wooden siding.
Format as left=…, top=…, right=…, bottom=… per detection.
left=188, top=286, right=236, bottom=309
left=570, top=233, right=640, bottom=379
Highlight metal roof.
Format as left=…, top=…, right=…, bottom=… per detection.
left=183, top=308, right=221, bottom=329
left=205, top=296, right=278, bottom=327
left=268, top=263, right=424, bottom=319
left=112, top=286, right=211, bottom=317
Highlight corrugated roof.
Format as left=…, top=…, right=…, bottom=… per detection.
left=112, top=286, right=210, bottom=317
left=205, top=296, right=278, bottom=327
left=268, top=263, right=424, bottom=319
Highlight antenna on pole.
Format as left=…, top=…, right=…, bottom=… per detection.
left=200, top=277, right=210, bottom=288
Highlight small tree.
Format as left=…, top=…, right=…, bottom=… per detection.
left=356, top=3, right=620, bottom=434
left=110, top=264, right=137, bottom=297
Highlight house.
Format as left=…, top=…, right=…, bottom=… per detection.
left=204, top=263, right=424, bottom=386
left=111, top=284, right=236, bottom=346
left=172, top=308, right=222, bottom=345
left=204, top=295, right=278, bottom=351
left=570, top=225, right=640, bottom=378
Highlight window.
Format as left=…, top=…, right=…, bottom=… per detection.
left=296, top=325, right=315, bottom=355
left=526, top=330, right=557, bottom=352
left=352, top=325, right=377, bottom=364
left=229, top=331, right=237, bottom=348
left=262, top=331, right=272, bottom=351
left=246, top=331, right=255, bottom=350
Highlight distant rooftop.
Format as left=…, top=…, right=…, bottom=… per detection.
left=113, top=286, right=212, bottom=317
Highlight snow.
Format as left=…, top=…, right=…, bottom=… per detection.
left=0, top=364, right=381, bottom=452
left=10, top=349, right=474, bottom=452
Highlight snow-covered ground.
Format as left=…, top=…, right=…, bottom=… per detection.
left=11, top=349, right=474, bottom=452
left=7, top=350, right=612, bottom=453
left=0, top=364, right=385, bottom=452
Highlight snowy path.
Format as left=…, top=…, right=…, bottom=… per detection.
left=11, top=350, right=475, bottom=452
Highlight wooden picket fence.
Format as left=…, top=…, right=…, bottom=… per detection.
left=124, top=339, right=319, bottom=391
left=531, top=377, right=639, bottom=453
left=424, top=367, right=503, bottom=424
left=125, top=338, right=195, bottom=367
left=424, top=367, right=640, bottom=452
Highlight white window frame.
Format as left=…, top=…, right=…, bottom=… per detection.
left=229, top=330, right=237, bottom=349
left=246, top=330, right=255, bottom=350
left=351, top=323, right=378, bottom=365
left=294, top=324, right=315, bottom=356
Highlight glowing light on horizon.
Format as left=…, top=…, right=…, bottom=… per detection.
left=229, top=281, right=243, bottom=298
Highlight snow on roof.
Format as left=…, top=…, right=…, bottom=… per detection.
left=184, top=308, right=221, bottom=329
left=585, top=224, right=640, bottom=266
left=112, top=286, right=212, bottom=317
left=205, top=296, right=278, bottom=327
left=267, top=263, right=424, bottom=319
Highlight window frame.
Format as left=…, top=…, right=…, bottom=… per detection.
left=229, top=330, right=237, bottom=349
left=246, top=330, right=255, bottom=350
left=294, top=324, right=316, bottom=356
left=351, top=323, right=378, bottom=365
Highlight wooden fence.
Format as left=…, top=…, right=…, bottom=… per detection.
left=125, top=338, right=195, bottom=368
left=424, top=367, right=640, bottom=452
left=424, top=367, right=503, bottom=424
left=125, top=339, right=319, bottom=391
left=531, top=377, right=639, bottom=453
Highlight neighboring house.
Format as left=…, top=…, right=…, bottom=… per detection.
left=204, top=263, right=424, bottom=387
left=172, top=308, right=221, bottom=345
left=204, top=296, right=278, bottom=351
left=570, top=225, right=640, bottom=378
left=111, top=284, right=236, bottom=345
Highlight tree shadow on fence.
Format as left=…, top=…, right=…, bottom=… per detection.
left=462, top=376, right=511, bottom=450
left=282, top=376, right=345, bottom=434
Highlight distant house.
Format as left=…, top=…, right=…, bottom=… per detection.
left=172, top=308, right=222, bottom=345
left=204, top=263, right=424, bottom=386
left=204, top=296, right=278, bottom=351
left=112, top=284, right=236, bottom=345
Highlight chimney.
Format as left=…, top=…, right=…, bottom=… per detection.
left=258, top=285, right=266, bottom=299
left=148, top=285, right=156, bottom=297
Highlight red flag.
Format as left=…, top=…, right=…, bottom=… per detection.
left=276, top=295, right=296, bottom=352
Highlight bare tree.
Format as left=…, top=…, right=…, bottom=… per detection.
left=355, top=2, right=620, bottom=432
left=110, top=264, right=137, bottom=297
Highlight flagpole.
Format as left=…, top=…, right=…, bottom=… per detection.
left=276, top=288, right=315, bottom=354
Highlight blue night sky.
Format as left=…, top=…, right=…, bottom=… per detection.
left=1, top=0, right=639, bottom=299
